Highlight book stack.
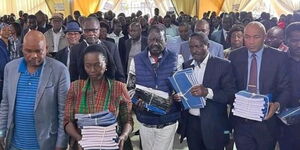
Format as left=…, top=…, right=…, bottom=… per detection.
left=76, top=111, right=119, bottom=150
left=168, top=68, right=206, bottom=110
left=277, top=106, right=300, bottom=125
left=232, top=91, right=271, bottom=122
left=131, top=84, right=172, bottom=115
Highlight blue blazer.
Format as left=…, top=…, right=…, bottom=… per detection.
left=179, top=40, right=224, bottom=62
left=178, top=55, right=237, bottom=149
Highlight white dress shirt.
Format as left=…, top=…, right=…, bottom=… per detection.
left=189, top=54, right=214, bottom=116
left=52, top=28, right=63, bottom=52
left=223, top=29, right=228, bottom=41
left=108, top=32, right=123, bottom=47
left=66, top=46, right=70, bottom=68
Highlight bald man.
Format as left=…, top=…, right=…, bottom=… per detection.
left=228, top=21, right=290, bottom=150
left=0, top=30, right=70, bottom=150
left=265, top=26, right=289, bottom=52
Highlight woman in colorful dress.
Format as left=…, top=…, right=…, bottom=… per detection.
left=64, top=44, right=133, bottom=150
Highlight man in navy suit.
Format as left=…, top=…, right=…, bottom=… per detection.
left=228, top=21, right=290, bottom=150
left=179, top=19, right=224, bottom=62
left=211, top=14, right=234, bottom=49
left=178, top=32, right=236, bottom=150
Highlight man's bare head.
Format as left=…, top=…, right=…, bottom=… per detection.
left=265, top=26, right=284, bottom=48
left=244, top=21, right=266, bottom=52
left=23, top=30, right=47, bottom=68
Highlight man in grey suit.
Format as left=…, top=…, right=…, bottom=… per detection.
left=179, top=19, right=224, bottom=62
left=0, top=30, right=69, bottom=150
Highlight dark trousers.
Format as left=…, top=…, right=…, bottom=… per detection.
left=278, top=123, right=300, bottom=150
left=234, top=120, right=276, bottom=150
left=186, top=114, right=223, bottom=150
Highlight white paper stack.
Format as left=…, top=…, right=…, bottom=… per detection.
left=232, top=91, right=271, bottom=122
left=78, top=123, right=119, bottom=150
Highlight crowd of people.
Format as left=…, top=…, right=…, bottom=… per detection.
left=0, top=7, right=300, bottom=150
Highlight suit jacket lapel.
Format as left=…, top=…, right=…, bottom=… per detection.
left=125, top=39, right=131, bottom=63
left=141, top=37, right=147, bottom=51
left=241, top=49, right=249, bottom=90
left=35, top=58, right=53, bottom=111
left=10, top=61, right=21, bottom=113
left=259, top=47, right=270, bottom=93
left=183, top=42, right=191, bottom=61
left=63, top=48, right=69, bottom=65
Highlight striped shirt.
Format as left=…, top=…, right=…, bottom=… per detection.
left=12, top=59, right=42, bottom=149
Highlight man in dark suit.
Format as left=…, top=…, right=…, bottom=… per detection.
left=119, top=22, right=147, bottom=77
left=69, top=17, right=125, bottom=82
left=99, top=21, right=115, bottom=43
left=35, top=10, right=52, bottom=33
left=228, top=21, right=290, bottom=150
left=55, top=21, right=82, bottom=67
left=21, top=15, right=48, bottom=43
left=278, top=22, right=300, bottom=150
left=211, top=14, right=233, bottom=49
left=178, top=32, right=236, bottom=150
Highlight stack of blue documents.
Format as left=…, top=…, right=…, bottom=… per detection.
left=75, top=111, right=117, bottom=127
left=168, top=68, right=206, bottom=110
left=277, top=106, right=300, bottom=125
left=75, top=111, right=119, bottom=150
left=233, top=91, right=271, bottom=121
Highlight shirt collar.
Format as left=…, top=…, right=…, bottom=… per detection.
left=191, top=53, right=210, bottom=67
left=52, top=28, right=63, bottom=34
left=247, top=46, right=264, bottom=59
left=148, top=50, right=163, bottom=64
left=18, top=58, right=44, bottom=74
left=132, top=36, right=141, bottom=43
left=112, top=32, right=123, bottom=37
left=29, top=26, right=38, bottom=31
left=83, top=39, right=101, bottom=46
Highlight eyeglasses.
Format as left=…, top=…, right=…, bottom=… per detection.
left=83, top=28, right=99, bottom=33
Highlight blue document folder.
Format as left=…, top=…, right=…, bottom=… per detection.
left=168, top=68, right=206, bottom=110
left=278, top=106, right=300, bottom=125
